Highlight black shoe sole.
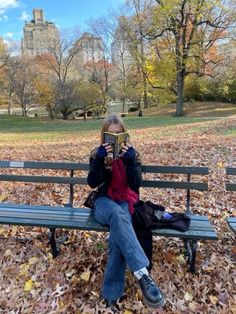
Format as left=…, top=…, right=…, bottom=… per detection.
left=143, top=295, right=165, bottom=309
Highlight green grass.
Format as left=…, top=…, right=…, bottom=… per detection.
left=225, top=127, right=236, bottom=135
left=0, top=114, right=212, bottom=133
left=0, top=114, right=234, bottom=145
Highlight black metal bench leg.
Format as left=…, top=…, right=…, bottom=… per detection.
left=49, top=228, right=60, bottom=258
left=189, top=240, right=197, bottom=274
left=184, top=239, right=198, bottom=274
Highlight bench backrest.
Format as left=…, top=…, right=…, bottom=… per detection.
left=226, top=167, right=236, bottom=191
left=0, top=160, right=208, bottom=213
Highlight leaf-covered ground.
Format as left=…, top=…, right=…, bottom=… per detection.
left=0, top=118, right=235, bottom=314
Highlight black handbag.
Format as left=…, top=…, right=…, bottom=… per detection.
left=84, top=182, right=105, bottom=209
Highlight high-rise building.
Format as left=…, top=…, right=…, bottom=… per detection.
left=74, top=32, right=104, bottom=65
left=21, top=9, right=59, bottom=56
left=111, top=30, right=133, bottom=69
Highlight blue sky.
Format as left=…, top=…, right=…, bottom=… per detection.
left=0, top=0, right=124, bottom=41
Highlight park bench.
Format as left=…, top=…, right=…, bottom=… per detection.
left=0, top=160, right=217, bottom=273
left=225, top=167, right=236, bottom=234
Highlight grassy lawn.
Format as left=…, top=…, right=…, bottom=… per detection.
left=0, top=114, right=215, bottom=144
left=0, top=113, right=235, bottom=145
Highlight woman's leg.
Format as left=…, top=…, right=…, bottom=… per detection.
left=93, top=196, right=149, bottom=300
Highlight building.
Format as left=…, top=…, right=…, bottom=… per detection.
left=74, top=32, right=104, bottom=65
left=21, top=9, right=59, bottom=56
left=111, top=30, right=134, bottom=69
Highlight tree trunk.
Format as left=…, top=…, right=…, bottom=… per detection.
left=62, top=112, right=68, bottom=120
left=122, top=76, right=126, bottom=113
left=143, top=75, right=148, bottom=109
left=122, top=98, right=126, bottom=113
left=21, top=106, right=27, bottom=116
left=175, top=70, right=185, bottom=117
left=8, top=94, right=12, bottom=115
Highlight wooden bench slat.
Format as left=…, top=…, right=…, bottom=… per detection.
left=141, top=165, right=208, bottom=175
left=226, top=167, right=236, bottom=175
left=0, top=204, right=211, bottom=222
left=152, top=228, right=217, bottom=240
left=0, top=160, right=90, bottom=171
left=226, top=217, right=236, bottom=234
left=0, top=209, right=212, bottom=227
left=0, top=215, right=217, bottom=240
left=0, top=161, right=208, bottom=175
left=0, top=175, right=88, bottom=185
left=0, top=175, right=208, bottom=190
left=141, top=181, right=207, bottom=190
left=225, top=183, right=236, bottom=191
left=0, top=212, right=213, bottom=232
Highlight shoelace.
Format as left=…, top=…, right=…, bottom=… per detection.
left=141, top=274, right=156, bottom=287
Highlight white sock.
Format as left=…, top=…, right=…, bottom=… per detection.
left=134, top=267, right=149, bottom=280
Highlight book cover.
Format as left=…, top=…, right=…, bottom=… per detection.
left=103, top=132, right=129, bottom=158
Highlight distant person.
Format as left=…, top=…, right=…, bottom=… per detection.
left=87, top=113, right=164, bottom=310
left=138, top=109, right=143, bottom=117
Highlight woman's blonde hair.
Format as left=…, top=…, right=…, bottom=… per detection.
left=100, top=113, right=126, bottom=144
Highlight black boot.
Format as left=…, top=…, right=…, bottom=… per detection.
left=139, top=274, right=165, bottom=308
left=105, top=299, right=120, bottom=312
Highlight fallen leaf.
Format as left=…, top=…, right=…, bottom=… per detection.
left=0, top=194, right=8, bottom=202
left=184, top=292, right=193, bottom=302
left=209, top=295, right=218, bottom=304
left=176, top=254, right=186, bottom=264
left=80, top=271, right=90, bottom=282
left=4, top=249, right=12, bottom=257
left=28, top=257, right=39, bottom=265
left=24, top=279, right=33, bottom=292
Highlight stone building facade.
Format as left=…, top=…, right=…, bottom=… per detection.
left=21, top=9, right=59, bottom=56
left=74, top=32, right=104, bottom=65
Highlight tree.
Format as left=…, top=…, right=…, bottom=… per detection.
left=89, top=15, right=135, bottom=112
left=83, top=59, right=115, bottom=113
left=54, top=80, right=85, bottom=120
left=144, top=0, right=236, bottom=116
left=34, top=78, right=56, bottom=119
left=38, top=29, right=85, bottom=119
left=118, top=0, right=156, bottom=109
left=12, top=57, right=38, bottom=116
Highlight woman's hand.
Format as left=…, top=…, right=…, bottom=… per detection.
left=96, top=143, right=113, bottom=158
left=99, top=143, right=113, bottom=167
left=121, top=143, right=136, bottom=160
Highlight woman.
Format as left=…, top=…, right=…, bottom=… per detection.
left=87, top=113, right=164, bottom=310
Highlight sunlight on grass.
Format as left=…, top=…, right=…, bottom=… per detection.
left=0, top=114, right=235, bottom=145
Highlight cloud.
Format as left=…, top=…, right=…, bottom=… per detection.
left=19, top=10, right=29, bottom=21
left=4, top=31, right=13, bottom=38
left=0, top=0, right=19, bottom=12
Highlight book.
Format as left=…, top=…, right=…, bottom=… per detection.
left=103, top=132, right=129, bottom=158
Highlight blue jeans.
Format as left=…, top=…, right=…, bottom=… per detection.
left=93, top=196, right=149, bottom=300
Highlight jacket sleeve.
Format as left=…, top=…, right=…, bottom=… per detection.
left=123, top=150, right=142, bottom=193
left=87, top=148, right=111, bottom=188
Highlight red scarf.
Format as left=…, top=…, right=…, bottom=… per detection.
left=107, top=158, right=138, bottom=214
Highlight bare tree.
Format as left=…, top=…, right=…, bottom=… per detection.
left=39, top=29, right=86, bottom=119
left=89, top=15, right=134, bottom=112
left=12, top=57, right=38, bottom=116
left=118, top=0, right=156, bottom=109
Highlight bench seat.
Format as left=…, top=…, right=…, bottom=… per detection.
left=0, top=203, right=217, bottom=240
left=226, top=217, right=236, bottom=234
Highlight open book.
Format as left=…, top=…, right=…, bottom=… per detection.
left=103, top=132, right=129, bottom=158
